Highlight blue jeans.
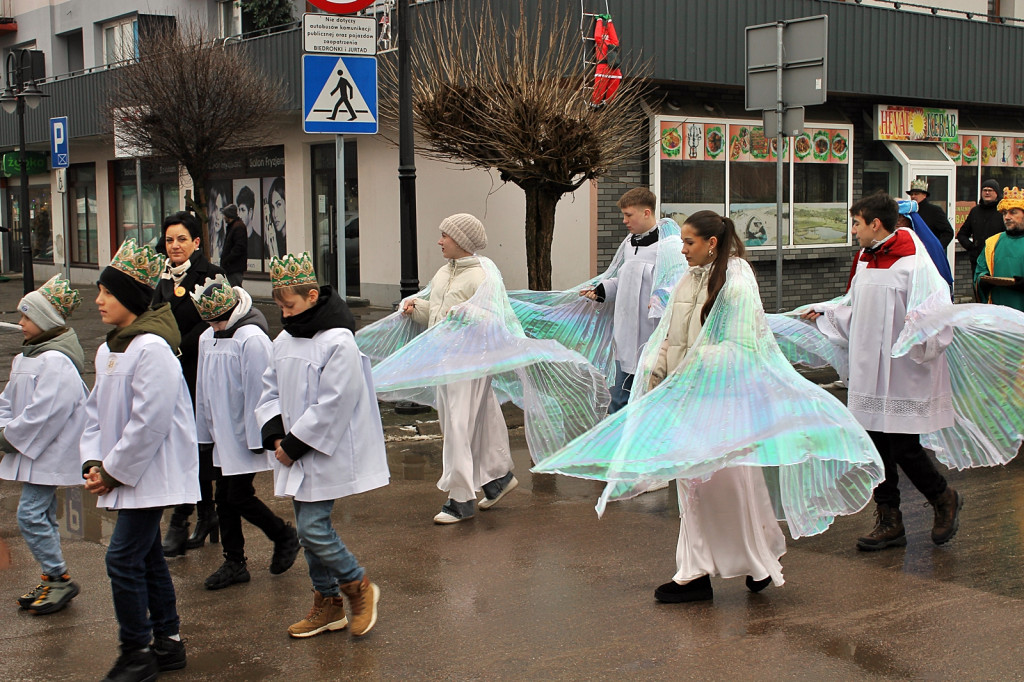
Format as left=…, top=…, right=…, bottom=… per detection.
left=106, top=508, right=180, bottom=648
left=293, top=500, right=364, bottom=597
left=17, top=483, right=66, bottom=578
left=608, top=363, right=635, bottom=414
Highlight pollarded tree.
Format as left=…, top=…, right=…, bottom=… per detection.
left=382, top=0, right=649, bottom=290
left=107, top=18, right=284, bottom=255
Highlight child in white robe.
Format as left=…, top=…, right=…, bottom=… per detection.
left=192, top=276, right=299, bottom=592
left=0, top=275, right=88, bottom=615
left=581, top=187, right=665, bottom=412
left=402, top=214, right=516, bottom=524
left=256, top=252, right=388, bottom=639
left=82, top=239, right=199, bottom=679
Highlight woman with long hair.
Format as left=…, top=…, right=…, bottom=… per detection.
left=534, top=209, right=882, bottom=604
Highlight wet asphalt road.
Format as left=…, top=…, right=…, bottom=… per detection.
left=1, top=278, right=1023, bottom=680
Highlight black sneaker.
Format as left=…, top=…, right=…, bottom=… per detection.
left=102, top=647, right=158, bottom=682
left=745, top=575, right=772, bottom=593
left=152, top=635, right=186, bottom=672
left=433, top=499, right=476, bottom=524
left=270, top=523, right=300, bottom=575
left=204, top=560, right=251, bottom=590
left=479, top=472, right=518, bottom=510
left=654, top=574, right=713, bottom=603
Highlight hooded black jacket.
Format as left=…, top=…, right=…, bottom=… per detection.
left=957, top=180, right=1005, bottom=266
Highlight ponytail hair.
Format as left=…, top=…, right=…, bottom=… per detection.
left=684, top=210, right=746, bottom=324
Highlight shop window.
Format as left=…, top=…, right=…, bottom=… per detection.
left=68, top=164, right=98, bottom=265
left=655, top=116, right=852, bottom=250
left=6, top=185, right=52, bottom=264
left=113, top=159, right=179, bottom=250
left=952, top=132, right=1024, bottom=230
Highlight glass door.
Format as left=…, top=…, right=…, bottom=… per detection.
left=885, top=142, right=956, bottom=275
left=311, top=140, right=359, bottom=295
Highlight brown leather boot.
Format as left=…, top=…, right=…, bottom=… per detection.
left=930, top=487, right=963, bottom=545
left=340, top=575, right=380, bottom=636
left=856, top=504, right=906, bottom=551
left=287, top=590, right=347, bottom=638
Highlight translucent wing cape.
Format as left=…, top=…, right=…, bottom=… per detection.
left=770, top=228, right=1023, bottom=470
left=354, top=257, right=610, bottom=463
left=532, top=258, right=883, bottom=538
left=507, top=218, right=688, bottom=385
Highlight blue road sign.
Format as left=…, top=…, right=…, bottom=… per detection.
left=50, top=116, right=69, bottom=168
left=302, top=54, right=378, bottom=134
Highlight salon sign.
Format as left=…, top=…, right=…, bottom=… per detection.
left=874, top=105, right=958, bottom=143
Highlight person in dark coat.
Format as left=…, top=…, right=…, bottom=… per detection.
left=219, top=204, right=248, bottom=287
left=154, top=211, right=226, bottom=557
left=957, top=180, right=1005, bottom=293
left=907, top=178, right=955, bottom=249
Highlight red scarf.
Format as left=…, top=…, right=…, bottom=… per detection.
left=858, top=229, right=917, bottom=270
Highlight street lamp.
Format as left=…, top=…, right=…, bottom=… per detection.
left=0, top=48, right=47, bottom=294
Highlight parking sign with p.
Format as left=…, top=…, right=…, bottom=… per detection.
left=50, top=116, right=69, bottom=169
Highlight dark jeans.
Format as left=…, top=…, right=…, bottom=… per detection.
left=106, top=508, right=180, bottom=648
left=869, top=431, right=948, bottom=509
left=216, top=472, right=289, bottom=563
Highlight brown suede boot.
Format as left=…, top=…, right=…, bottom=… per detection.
left=856, top=504, right=906, bottom=551
left=340, top=575, right=380, bottom=636
left=287, top=590, right=348, bottom=638
left=930, top=487, right=963, bottom=545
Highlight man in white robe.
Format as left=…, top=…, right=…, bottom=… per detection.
left=803, top=192, right=962, bottom=550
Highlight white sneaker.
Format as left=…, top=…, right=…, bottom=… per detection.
left=479, top=473, right=518, bottom=510
left=433, top=499, right=475, bottom=524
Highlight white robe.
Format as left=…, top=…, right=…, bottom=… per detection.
left=0, top=350, right=88, bottom=486
left=256, top=328, right=389, bottom=502
left=602, top=232, right=661, bottom=374
left=195, top=325, right=275, bottom=476
left=816, top=248, right=954, bottom=434
left=80, top=335, right=200, bottom=510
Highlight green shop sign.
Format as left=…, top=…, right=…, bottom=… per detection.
left=2, top=152, right=48, bottom=177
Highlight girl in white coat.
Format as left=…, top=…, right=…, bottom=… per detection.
left=0, top=275, right=88, bottom=615
left=192, top=277, right=299, bottom=591
left=256, top=252, right=388, bottom=639
left=649, top=211, right=786, bottom=603
left=82, top=239, right=199, bottom=680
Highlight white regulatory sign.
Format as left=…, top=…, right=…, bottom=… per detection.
left=303, top=13, right=376, bottom=55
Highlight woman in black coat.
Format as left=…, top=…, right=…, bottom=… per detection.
left=155, top=211, right=225, bottom=557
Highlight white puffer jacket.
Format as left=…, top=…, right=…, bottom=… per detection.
left=409, top=257, right=486, bottom=328
left=650, top=264, right=711, bottom=388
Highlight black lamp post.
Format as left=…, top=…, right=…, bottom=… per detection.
left=0, top=49, right=46, bottom=294
left=397, top=0, right=419, bottom=300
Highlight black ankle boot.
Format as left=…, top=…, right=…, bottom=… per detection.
left=186, top=504, right=220, bottom=549
left=162, top=512, right=190, bottom=558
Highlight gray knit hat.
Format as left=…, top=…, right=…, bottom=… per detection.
left=439, top=213, right=487, bottom=253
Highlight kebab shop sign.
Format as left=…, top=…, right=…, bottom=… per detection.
left=874, top=105, right=959, bottom=143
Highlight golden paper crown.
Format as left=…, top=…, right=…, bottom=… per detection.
left=37, top=274, right=82, bottom=320
left=109, top=238, right=166, bottom=288
left=269, top=252, right=317, bottom=290
left=997, top=186, right=1024, bottom=212
left=190, top=275, right=239, bottom=321
left=907, top=178, right=929, bottom=194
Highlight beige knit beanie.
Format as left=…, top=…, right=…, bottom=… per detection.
left=439, top=213, right=487, bottom=253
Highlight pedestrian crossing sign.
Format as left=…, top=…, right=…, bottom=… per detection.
left=302, top=54, right=378, bottom=134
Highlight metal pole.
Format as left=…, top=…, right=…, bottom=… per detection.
left=135, top=158, right=143, bottom=244
left=774, top=22, right=784, bottom=313
left=335, top=134, right=347, bottom=296
left=397, top=0, right=419, bottom=300
left=18, top=94, right=33, bottom=294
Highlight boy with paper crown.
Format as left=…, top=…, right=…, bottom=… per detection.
left=82, top=239, right=200, bottom=681
left=256, top=252, right=387, bottom=638
left=191, top=275, right=300, bottom=591
left=0, top=274, right=88, bottom=616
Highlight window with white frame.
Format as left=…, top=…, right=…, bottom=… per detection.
left=103, top=16, right=139, bottom=64
left=656, top=116, right=853, bottom=249
left=219, top=0, right=242, bottom=38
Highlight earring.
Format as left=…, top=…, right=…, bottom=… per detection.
left=708, top=248, right=715, bottom=258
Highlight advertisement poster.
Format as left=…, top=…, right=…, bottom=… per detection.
left=262, top=176, right=287, bottom=260
left=660, top=203, right=725, bottom=227
left=955, top=200, right=976, bottom=232
left=728, top=125, right=788, bottom=162
left=232, top=178, right=263, bottom=271
left=731, top=203, right=781, bottom=247
left=660, top=121, right=727, bottom=162
left=792, top=128, right=847, bottom=164
left=793, top=203, right=848, bottom=245
left=207, top=181, right=231, bottom=259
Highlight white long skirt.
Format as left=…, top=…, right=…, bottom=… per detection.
left=673, top=467, right=786, bottom=586
left=436, top=377, right=513, bottom=503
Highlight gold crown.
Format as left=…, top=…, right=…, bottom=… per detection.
left=998, top=186, right=1024, bottom=212
left=269, top=252, right=317, bottom=290
left=109, top=238, right=166, bottom=288
left=190, top=275, right=239, bottom=321
left=38, top=274, right=82, bottom=320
